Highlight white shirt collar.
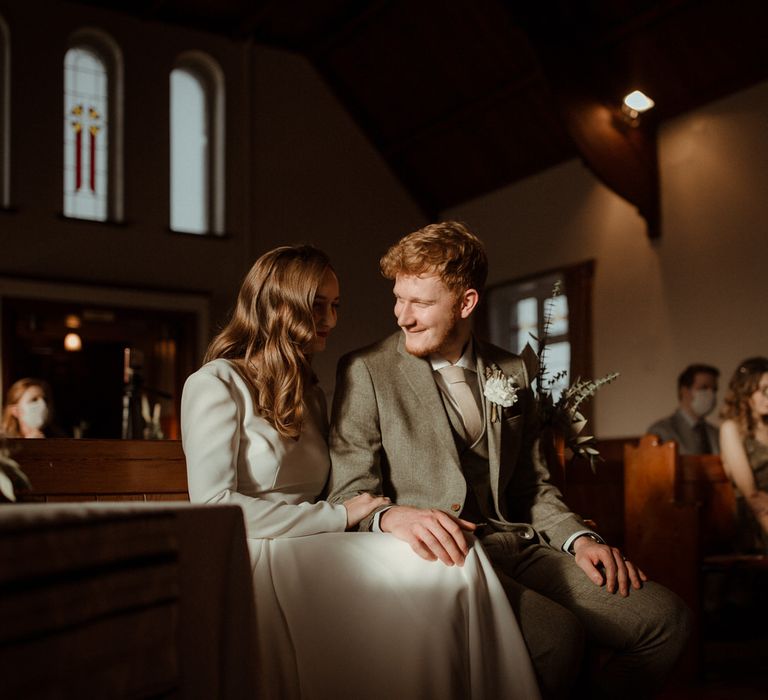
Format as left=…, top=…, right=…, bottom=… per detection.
left=429, top=338, right=476, bottom=373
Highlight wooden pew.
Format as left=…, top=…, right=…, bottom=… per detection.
left=556, top=436, right=632, bottom=548
left=678, top=452, right=737, bottom=556
left=6, top=438, right=189, bottom=503
left=624, top=436, right=700, bottom=609
left=623, top=434, right=768, bottom=679
left=545, top=436, right=632, bottom=548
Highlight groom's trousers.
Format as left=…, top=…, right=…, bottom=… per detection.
left=481, top=536, right=691, bottom=700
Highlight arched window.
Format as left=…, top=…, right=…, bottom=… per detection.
left=170, top=52, right=225, bottom=235
left=63, top=29, right=123, bottom=222
left=0, top=15, right=10, bottom=208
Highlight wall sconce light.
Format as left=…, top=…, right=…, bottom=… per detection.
left=621, top=90, right=655, bottom=125
left=64, top=332, right=82, bottom=352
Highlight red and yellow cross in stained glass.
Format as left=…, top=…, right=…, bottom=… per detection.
left=70, top=104, right=102, bottom=193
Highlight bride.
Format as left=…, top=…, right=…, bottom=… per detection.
left=181, top=244, right=540, bottom=699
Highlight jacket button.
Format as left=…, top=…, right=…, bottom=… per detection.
left=451, top=503, right=461, bottom=512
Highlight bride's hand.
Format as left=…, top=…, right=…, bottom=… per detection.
left=343, top=492, right=391, bottom=527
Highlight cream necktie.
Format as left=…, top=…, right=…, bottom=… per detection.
left=439, top=365, right=483, bottom=442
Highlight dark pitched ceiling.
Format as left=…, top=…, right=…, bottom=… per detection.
left=73, top=0, right=768, bottom=220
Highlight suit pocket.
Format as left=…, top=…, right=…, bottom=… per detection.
left=502, top=414, right=521, bottom=428
left=500, top=415, right=523, bottom=462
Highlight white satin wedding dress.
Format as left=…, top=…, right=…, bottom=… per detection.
left=182, top=359, right=540, bottom=700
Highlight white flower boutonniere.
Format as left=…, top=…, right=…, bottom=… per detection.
left=484, top=365, right=520, bottom=423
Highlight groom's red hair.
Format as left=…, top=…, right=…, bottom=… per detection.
left=380, top=221, right=488, bottom=296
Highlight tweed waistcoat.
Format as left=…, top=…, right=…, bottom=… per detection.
left=440, top=392, right=494, bottom=521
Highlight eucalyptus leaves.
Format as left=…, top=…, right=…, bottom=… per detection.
left=532, top=281, right=619, bottom=469
left=541, top=374, right=620, bottom=467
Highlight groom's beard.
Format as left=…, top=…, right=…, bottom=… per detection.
left=402, top=310, right=462, bottom=359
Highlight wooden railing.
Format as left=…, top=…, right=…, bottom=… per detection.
left=7, top=438, right=188, bottom=503
left=8, top=434, right=630, bottom=531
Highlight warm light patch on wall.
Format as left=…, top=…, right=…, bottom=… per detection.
left=64, top=332, right=82, bottom=351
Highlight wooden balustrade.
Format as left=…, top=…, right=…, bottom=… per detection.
left=6, top=438, right=188, bottom=503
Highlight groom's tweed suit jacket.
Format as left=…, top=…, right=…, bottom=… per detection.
left=328, top=332, right=587, bottom=551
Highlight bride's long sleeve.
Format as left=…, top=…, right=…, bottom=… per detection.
left=181, top=365, right=348, bottom=539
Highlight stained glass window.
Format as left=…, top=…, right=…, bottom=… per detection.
left=170, top=67, right=209, bottom=234
left=64, top=46, right=108, bottom=221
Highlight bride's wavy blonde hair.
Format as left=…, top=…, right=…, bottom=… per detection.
left=204, top=245, right=333, bottom=439
left=721, top=356, right=768, bottom=438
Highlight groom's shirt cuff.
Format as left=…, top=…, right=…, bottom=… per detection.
left=372, top=506, right=394, bottom=533
left=562, top=530, right=605, bottom=555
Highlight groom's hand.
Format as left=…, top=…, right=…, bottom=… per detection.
left=572, top=536, right=647, bottom=596
left=380, top=506, right=476, bottom=566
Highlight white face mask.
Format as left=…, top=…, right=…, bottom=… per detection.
left=690, top=389, right=716, bottom=418
left=20, top=398, right=48, bottom=430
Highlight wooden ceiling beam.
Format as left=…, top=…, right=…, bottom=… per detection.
left=513, top=3, right=676, bottom=238
left=235, top=0, right=294, bottom=42
left=304, top=0, right=393, bottom=59
left=558, top=90, right=660, bottom=239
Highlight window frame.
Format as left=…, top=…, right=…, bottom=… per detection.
left=479, top=260, right=595, bottom=408
left=170, top=51, right=225, bottom=236
left=63, top=28, right=124, bottom=223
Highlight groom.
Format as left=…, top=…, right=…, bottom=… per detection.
left=328, top=221, right=689, bottom=698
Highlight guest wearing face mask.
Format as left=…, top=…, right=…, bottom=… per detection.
left=647, top=363, right=720, bottom=454
left=1, top=378, right=62, bottom=438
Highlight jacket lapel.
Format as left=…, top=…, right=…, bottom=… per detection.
left=476, top=344, right=503, bottom=510
left=395, top=335, right=461, bottom=468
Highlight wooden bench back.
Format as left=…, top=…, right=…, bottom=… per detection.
left=678, top=453, right=737, bottom=554
left=625, top=434, right=766, bottom=681
left=624, top=435, right=700, bottom=598
left=624, top=435, right=741, bottom=611
left=7, top=438, right=189, bottom=503
left=625, top=436, right=737, bottom=554
left=557, top=437, right=631, bottom=548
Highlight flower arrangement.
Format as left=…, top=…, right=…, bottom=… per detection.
left=529, top=282, right=619, bottom=470
left=0, top=440, right=31, bottom=502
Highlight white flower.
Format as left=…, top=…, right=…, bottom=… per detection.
left=484, top=365, right=519, bottom=422
left=484, top=376, right=518, bottom=407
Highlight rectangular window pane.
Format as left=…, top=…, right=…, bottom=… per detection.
left=543, top=341, right=571, bottom=400
left=64, top=47, right=108, bottom=221
left=514, top=297, right=538, bottom=353
left=546, top=293, right=569, bottom=337
left=171, top=68, right=209, bottom=234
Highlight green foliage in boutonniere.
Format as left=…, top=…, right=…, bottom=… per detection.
left=529, top=282, right=619, bottom=470
left=483, top=365, right=520, bottom=423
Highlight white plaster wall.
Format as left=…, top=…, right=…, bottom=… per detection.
left=248, top=44, right=426, bottom=389
left=0, top=0, right=426, bottom=394
left=445, top=81, right=768, bottom=437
